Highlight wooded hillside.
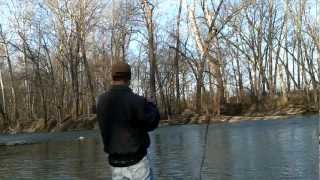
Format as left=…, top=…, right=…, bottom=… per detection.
left=0, top=0, right=319, bottom=132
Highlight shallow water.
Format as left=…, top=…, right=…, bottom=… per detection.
left=0, top=115, right=318, bottom=180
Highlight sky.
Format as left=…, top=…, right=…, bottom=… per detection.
left=0, top=0, right=319, bottom=93
left=0, top=0, right=319, bottom=67
left=1, top=0, right=319, bottom=35
left=0, top=0, right=10, bottom=30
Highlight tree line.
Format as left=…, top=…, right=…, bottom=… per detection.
left=0, top=0, right=319, bottom=132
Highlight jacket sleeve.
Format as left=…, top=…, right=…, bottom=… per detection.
left=141, top=99, right=160, bottom=131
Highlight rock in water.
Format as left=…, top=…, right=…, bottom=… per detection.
left=78, top=136, right=85, bottom=141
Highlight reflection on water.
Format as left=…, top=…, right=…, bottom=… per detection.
left=0, top=115, right=318, bottom=180
left=0, top=140, right=110, bottom=180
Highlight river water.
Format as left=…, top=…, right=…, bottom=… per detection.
left=0, top=115, right=318, bottom=180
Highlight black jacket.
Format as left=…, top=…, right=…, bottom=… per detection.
left=96, top=85, right=160, bottom=167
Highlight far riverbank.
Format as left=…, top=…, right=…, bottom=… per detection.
left=160, top=105, right=319, bottom=126
left=1, top=101, right=318, bottom=134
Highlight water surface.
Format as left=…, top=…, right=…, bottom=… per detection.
left=0, top=115, right=318, bottom=180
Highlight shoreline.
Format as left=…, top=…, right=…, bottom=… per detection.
left=159, top=112, right=319, bottom=127
left=1, top=107, right=318, bottom=135
left=0, top=113, right=318, bottom=146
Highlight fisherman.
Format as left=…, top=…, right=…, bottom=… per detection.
left=95, top=61, right=160, bottom=180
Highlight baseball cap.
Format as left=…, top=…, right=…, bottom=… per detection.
left=111, top=62, right=131, bottom=80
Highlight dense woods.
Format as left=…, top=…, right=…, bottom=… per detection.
left=0, top=0, right=319, bottom=132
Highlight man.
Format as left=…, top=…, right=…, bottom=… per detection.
left=96, top=61, right=160, bottom=180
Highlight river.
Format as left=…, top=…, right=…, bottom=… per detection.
left=0, top=115, right=318, bottom=180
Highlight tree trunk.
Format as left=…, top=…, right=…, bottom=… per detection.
left=0, top=68, right=9, bottom=129
left=267, top=0, right=274, bottom=96
left=142, top=0, right=157, bottom=103
left=174, top=0, right=182, bottom=114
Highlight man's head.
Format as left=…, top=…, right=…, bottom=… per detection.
left=111, top=62, right=131, bottom=85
